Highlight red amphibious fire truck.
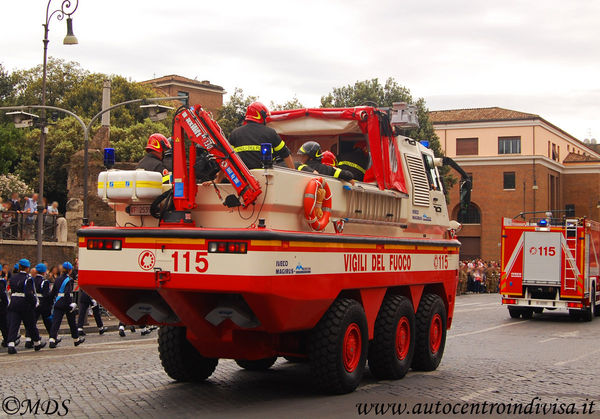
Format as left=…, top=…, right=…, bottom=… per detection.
left=78, top=103, right=470, bottom=394
left=501, top=214, right=600, bottom=321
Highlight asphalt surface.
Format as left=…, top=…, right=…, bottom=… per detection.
left=1, top=293, right=599, bottom=418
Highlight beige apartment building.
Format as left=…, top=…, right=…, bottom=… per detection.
left=430, top=107, right=600, bottom=261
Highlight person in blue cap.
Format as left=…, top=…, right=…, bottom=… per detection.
left=48, top=261, right=84, bottom=348
left=0, top=263, right=9, bottom=347
left=24, top=263, right=54, bottom=348
left=6, top=259, right=45, bottom=354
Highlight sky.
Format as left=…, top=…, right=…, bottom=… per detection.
left=1, top=0, right=599, bottom=141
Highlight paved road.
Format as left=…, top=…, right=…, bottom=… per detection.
left=1, top=293, right=599, bottom=418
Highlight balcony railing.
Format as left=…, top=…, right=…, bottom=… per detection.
left=0, top=211, right=59, bottom=241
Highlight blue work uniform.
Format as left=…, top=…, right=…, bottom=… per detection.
left=0, top=275, right=8, bottom=344
left=6, top=271, right=41, bottom=344
left=49, top=273, right=79, bottom=340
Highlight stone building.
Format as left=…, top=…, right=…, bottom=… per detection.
left=430, top=107, right=600, bottom=261
left=141, top=75, right=225, bottom=115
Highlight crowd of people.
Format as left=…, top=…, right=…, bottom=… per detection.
left=0, top=192, right=61, bottom=240
left=458, top=259, right=500, bottom=295
left=0, top=257, right=154, bottom=355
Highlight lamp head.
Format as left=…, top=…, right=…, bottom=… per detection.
left=140, top=104, right=174, bottom=122
left=6, top=110, right=39, bottom=128
left=63, top=17, right=78, bottom=45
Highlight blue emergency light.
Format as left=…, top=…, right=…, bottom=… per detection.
left=104, top=148, right=115, bottom=169
left=261, top=143, right=273, bottom=168
left=538, top=219, right=548, bottom=227
left=420, top=140, right=430, bottom=148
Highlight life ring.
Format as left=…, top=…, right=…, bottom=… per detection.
left=303, top=177, right=332, bottom=231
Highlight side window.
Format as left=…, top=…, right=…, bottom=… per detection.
left=389, top=138, right=398, bottom=173
left=422, top=153, right=441, bottom=191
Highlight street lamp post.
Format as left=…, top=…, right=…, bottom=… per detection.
left=38, top=0, right=79, bottom=261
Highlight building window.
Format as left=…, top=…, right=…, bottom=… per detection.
left=457, top=203, right=481, bottom=224
left=456, top=138, right=478, bottom=155
left=498, top=136, right=521, bottom=154
left=503, top=172, right=516, bottom=190
left=177, top=91, right=188, bottom=105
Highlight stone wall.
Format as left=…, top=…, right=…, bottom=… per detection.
left=0, top=240, right=78, bottom=268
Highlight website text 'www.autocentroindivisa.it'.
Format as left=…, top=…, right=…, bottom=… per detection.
left=356, top=397, right=596, bottom=416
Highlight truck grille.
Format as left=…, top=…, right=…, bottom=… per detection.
left=405, top=155, right=430, bottom=207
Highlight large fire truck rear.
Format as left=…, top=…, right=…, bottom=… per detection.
left=501, top=215, right=600, bottom=321
left=78, top=103, right=470, bottom=394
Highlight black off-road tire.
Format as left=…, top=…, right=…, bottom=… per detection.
left=158, top=326, right=218, bottom=381
left=521, top=308, right=534, bottom=319
left=368, top=295, right=415, bottom=380
left=593, top=288, right=600, bottom=317
left=235, top=357, right=277, bottom=371
left=308, top=298, right=368, bottom=394
left=508, top=307, right=521, bottom=318
left=569, top=309, right=581, bottom=320
left=411, top=294, right=447, bottom=371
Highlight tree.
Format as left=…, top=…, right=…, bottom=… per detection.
left=216, top=88, right=257, bottom=137
left=270, top=96, right=304, bottom=111
left=0, top=174, right=32, bottom=200
left=111, top=120, right=171, bottom=163
left=321, top=77, right=456, bottom=195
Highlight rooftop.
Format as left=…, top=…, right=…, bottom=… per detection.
left=141, top=74, right=225, bottom=92
left=429, top=107, right=539, bottom=124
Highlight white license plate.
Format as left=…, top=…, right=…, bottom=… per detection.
left=129, top=205, right=151, bottom=216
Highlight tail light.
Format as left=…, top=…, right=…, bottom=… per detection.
left=208, top=241, right=247, bottom=254
left=567, top=302, right=583, bottom=308
left=502, top=298, right=517, bottom=305
left=87, top=239, right=122, bottom=250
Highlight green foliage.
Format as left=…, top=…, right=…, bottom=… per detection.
left=111, top=120, right=171, bottom=162
left=216, top=88, right=257, bottom=137
left=0, top=123, right=22, bottom=173
left=320, top=78, right=413, bottom=109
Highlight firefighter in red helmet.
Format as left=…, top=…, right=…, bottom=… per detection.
left=137, top=133, right=171, bottom=183
left=228, top=102, right=295, bottom=170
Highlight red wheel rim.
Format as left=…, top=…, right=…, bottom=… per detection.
left=395, top=317, right=410, bottom=360
left=430, top=313, right=442, bottom=354
left=343, top=323, right=362, bottom=372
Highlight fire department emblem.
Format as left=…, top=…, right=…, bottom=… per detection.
left=529, top=247, right=537, bottom=255
left=138, top=250, right=156, bottom=270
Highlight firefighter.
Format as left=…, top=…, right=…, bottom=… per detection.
left=77, top=289, right=107, bottom=337
left=297, top=141, right=355, bottom=183
left=337, top=140, right=370, bottom=181
left=0, top=264, right=8, bottom=347
left=228, top=102, right=295, bottom=170
left=6, top=259, right=45, bottom=354
left=24, top=263, right=52, bottom=348
left=137, top=133, right=171, bottom=183
left=48, top=262, right=84, bottom=348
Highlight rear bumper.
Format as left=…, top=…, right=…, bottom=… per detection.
left=501, top=296, right=586, bottom=310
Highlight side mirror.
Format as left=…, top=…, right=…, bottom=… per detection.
left=459, top=178, right=472, bottom=212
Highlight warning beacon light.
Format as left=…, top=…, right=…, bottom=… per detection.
left=261, top=143, right=273, bottom=168
left=104, top=148, right=115, bottom=169
left=538, top=218, right=548, bottom=227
